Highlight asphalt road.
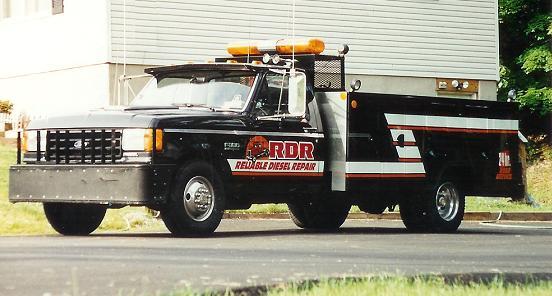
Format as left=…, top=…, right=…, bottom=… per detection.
left=1, top=219, right=551, bottom=296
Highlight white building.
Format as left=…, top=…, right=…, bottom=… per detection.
left=0, top=0, right=500, bottom=118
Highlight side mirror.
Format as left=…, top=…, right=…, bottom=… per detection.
left=287, top=71, right=307, bottom=117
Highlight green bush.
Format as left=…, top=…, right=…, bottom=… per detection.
left=0, top=100, right=13, bottom=114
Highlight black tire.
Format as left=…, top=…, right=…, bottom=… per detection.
left=43, top=203, right=107, bottom=235
left=161, top=162, right=225, bottom=236
left=287, top=197, right=351, bottom=230
left=399, top=196, right=427, bottom=232
left=400, top=180, right=465, bottom=233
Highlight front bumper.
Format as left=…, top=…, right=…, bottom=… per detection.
left=9, top=164, right=174, bottom=205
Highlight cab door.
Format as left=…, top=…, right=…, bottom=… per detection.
left=232, top=70, right=325, bottom=197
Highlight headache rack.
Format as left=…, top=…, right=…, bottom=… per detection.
left=215, top=54, right=345, bottom=92
left=17, top=129, right=123, bottom=164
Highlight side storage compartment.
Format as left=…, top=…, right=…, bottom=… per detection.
left=344, top=93, right=522, bottom=232
left=345, top=93, right=427, bottom=215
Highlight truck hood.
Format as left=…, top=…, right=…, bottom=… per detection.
left=26, top=106, right=241, bottom=130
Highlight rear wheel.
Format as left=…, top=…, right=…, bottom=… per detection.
left=400, top=180, right=465, bottom=233
left=161, top=162, right=225, bottom=236
left=288, top=197, right=351, bottom=230
left=43, top=203, right=107, bottom=235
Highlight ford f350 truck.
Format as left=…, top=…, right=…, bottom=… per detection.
left=9, top=38, right=525, bottom=235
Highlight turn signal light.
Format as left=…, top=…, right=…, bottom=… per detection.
left=22, top=131, right=28, bottom=152
left=227, top=38, right=325, bottom=56
left=144, top=129, right=163, bottom=152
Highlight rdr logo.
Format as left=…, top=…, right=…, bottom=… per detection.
left=245, top=136, right=315, bottom=162
left=245, top=136, right=270, bottom=162
left=231, top=136, right=320, bottom=174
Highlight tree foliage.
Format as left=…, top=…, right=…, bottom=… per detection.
left=498, top=0, right=551, bottom=136
left=0, top=100, right=13, bottom=114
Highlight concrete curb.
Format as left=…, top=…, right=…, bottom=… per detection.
left=223, top=212, right=552, bottom=221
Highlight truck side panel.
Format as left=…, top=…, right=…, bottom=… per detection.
left=346, top=93, right=524, bottom=200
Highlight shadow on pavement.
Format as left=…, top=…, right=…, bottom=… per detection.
left=90, top=223, right=550, bottom=239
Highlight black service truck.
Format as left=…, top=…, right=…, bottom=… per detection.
left=9, top=38, right=525, bottom=235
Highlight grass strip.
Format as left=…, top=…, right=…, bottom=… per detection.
left=165, top=274, right=552, bottom=296
left=266, top=276, right=552, bottom=296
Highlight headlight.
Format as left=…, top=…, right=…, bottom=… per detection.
left=23, top=130, right=46, bottom=152
left=122, top=128, right=163, bottom=152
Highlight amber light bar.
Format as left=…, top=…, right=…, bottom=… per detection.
left=227, top=38, right=325, bottom=56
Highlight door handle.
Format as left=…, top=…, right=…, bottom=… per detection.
left=397, top=134, right=405, bottom=147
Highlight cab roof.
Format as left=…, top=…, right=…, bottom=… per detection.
left=144, top=62, right=296, bottom=76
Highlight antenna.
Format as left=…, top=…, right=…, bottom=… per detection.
left=123, top=0, right=127, bottom=77
left=291, top=0, right=295, bottom=69
left=118, top=0, right=128, bottom=105
left=247, top=15, right=251, bottom=63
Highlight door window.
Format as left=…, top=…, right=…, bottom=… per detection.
left=253, top=72, right=290, bottom=117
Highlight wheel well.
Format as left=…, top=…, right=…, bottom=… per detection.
left=435, top=165, right=471, bottom=193
left=175, top=149, right=226, bottom=171
left=168, top=156, right=236, bottom=206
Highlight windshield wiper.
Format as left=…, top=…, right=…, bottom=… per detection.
left=172, top=103, right=217, bottom=112
left=171, top=103, right=242, bottom=113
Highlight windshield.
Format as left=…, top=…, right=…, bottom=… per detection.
left=131, top=70, right=257, bottom=110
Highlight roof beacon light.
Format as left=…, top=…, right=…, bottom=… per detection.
left=226, top=41, right=262, bottom=56
left=271, top=54, right=281, bottom=64
left=227, top=38, right=325, bottom=56
left=262, top=53, right=271, bottom=64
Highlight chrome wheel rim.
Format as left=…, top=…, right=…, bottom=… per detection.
left=435, top=182, right=459, bottom=221
left=183, top=176, right=215, bottom=222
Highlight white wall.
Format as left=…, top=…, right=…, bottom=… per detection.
left=0, top=0, right=110, bottom=78
left=110, top=0, right=499, bottom=81
left=0, top=0, right=112, bottom=117
left=0, top=64, right=111, bottom=117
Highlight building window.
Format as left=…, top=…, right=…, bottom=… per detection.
left=52, top=0, right=62, bottom=15
left=0, top=0, right=59, bottom=20
left=0, top=0, right=10, bottom=20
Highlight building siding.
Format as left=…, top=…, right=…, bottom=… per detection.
left=110, top=0, right=499, bottom=81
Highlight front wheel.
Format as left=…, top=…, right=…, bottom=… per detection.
left=161, top=162, right=225, bottom=236
left=43, top=203, right=107, bottom=235
left=400, top=181, right=465, bottom=233
left=288, top=197, right=351, bottom=230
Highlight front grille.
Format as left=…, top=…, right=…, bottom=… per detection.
left=46, top=129, right=122, bottom=164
